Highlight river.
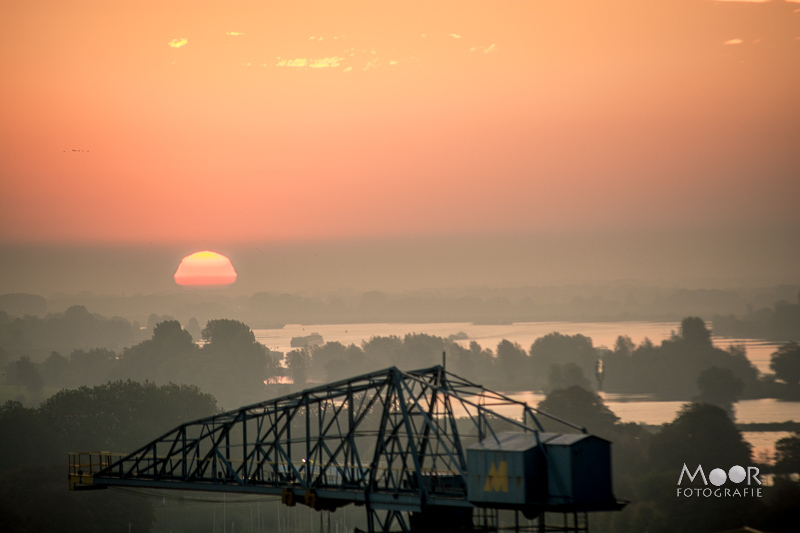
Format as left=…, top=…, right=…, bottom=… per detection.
left=253, top=321, right=799, bottom=458
left=253, top=320, right=785, bottom=376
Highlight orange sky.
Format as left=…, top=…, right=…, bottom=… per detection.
left=1, top=0, right=799, bottom=246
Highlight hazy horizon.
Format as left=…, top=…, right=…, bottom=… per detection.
left=2, top=225, right=798, bottom=298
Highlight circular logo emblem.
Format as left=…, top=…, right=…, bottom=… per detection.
left=709, top=468, right=727, bottom=486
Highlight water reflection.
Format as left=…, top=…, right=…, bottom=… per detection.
left=255, top=321, right=798, bottom=458
left=500, top=392, right=800, bottom=425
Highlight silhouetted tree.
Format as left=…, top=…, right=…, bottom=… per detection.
left=496, top=339, right=527, bottom=387
left=0, top=400, right=57, bottom=471
left=0, top=293, right=47, bottom=317
left=313, top=342, right=364, bottom=382
left=200, top=319, right=277, bottom=407
left=679, top=316, right=712, bottom=345
left=603, top=318, right=758, bottom=399
left=362, top=335, right=403, bottom=370
left=529, top=332, right=596, bottom=388
left=0, top=381, right=219, bottom=533
left=649, top=402, right=751, bottom=473
left=536, top=385, right=619, bottom=436
left=146, top=313, right=176, bottom=335
left=40, top=351, right=69, bottom=386
left=696, top=366, right=744, bottom=417
left=323, top=346, right=366, bottom=382
left=450, top=340, right=494, bottom=382
left=546, top=362, right=592, bottom=393
left=0, top=305, right=141, bottom=361
left=639, top=403, right=759, bottom=533
left=185, top=316, right=202, bottom=339
left=774, top=432, right=800, bottom=475
left=770, top=342, right=800, bottom=388
left=116, top=320, right=198, bottom=383
left=756, top=477, right=800, bottom=533
left=311, top=341, right=349, bottom=376
left=68, top=348, right=116, bottom=387
left=399, top=333, right=445, bottom=370
left=4, top=355, right=43, bottom=397
left=286, top=349, right=311, bottom=386
left=37, top=380, right=218, bottom=454
left=613, top=335, right=635, bottom=357
left=713, top=294, right=800, bottom=341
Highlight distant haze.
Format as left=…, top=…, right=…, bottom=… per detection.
left=1, top=227, right=798, bottom=297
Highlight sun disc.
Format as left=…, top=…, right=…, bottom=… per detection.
left=174, top=251, right=237, bottom=286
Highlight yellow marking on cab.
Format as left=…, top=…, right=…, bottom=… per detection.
left=483, top=460, right=508, bottom=492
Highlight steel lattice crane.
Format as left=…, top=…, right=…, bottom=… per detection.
left=69, top=366, right=625, bottom=532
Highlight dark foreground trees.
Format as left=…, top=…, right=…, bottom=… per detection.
left=0, top=380, right=219, bottom=532
left=532, top=382, right=800, bottom=533
left=3, top=371, right=798, bottom=533
left=774, top=432, right=800, bottom=475
left=0, top=464, right=154, bottom=533
left=649, top=403, right=752, bottom=471
left=578, top=397, right=797, bottom=533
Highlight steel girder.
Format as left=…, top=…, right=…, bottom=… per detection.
left=72, top=365, right=586, bottom=531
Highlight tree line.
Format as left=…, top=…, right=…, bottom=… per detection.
left=3, top=284, right=798, bottom=342
left=713, top=290, right=800, bottom=341
left=1, top=309, right=800, bottom=532
left=3, top=318, right=281, bottom=410
left=0, top=305, right=144, bottom=361
left=297, top=317, right=800, bottom=407
left=4, top=314, right=800, bottom=412
left=0, top=380, right=219, bottom=532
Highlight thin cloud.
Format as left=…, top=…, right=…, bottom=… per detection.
left=276, top=58, right=307, bottom=67
left=470, top=43, right=498, bottom=54
left=363, top=57, right=380, bottom=71
left=168, top=38, right=188, bottom=48
left=309, top=57, right=344, bottom=68
left=275, top=57, right=345, bottom=68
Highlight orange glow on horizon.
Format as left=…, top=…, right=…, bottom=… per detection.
left=174, top=251, right=237, bottom=286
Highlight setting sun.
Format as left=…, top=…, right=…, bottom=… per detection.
left=173, top=251, right=237, bottom=286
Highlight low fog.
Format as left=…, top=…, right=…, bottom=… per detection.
left=2, top=226, right=798, bottom=298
